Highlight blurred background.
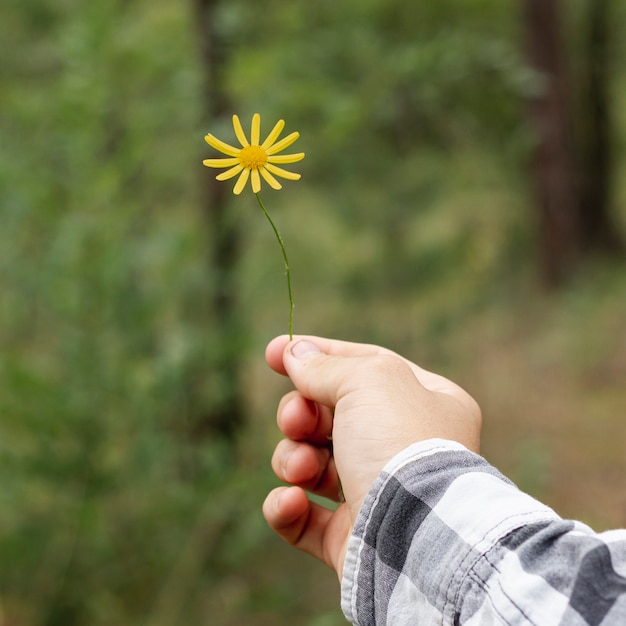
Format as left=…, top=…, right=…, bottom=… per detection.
left=1, top=0, right=625, bottom=624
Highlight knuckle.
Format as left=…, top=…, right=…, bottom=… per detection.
left=361, top=353, right=415, bottom=385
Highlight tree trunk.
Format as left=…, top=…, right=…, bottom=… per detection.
left=578, top=0, right=623, bottom=253
left=521, top=0, right=581, bottom=288
left=193, top=0, right=244, bottom=442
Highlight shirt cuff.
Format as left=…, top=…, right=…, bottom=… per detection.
left=340, top=439, right=466, bottom=623
left=340, top=439, right=559, bottom=625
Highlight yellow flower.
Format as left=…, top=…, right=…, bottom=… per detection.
left=203, top=113, right=305, bottom=195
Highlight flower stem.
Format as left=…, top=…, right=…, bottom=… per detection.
left=255, top=193, right=294, bottom=340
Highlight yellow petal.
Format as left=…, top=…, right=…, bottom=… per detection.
left=205, top=134, right=240, bottom=157
left=268, top=152, right=305, bottom=164
left=261, top=119, right=285, bottom=150
left=233, top=169, right=250, bottom=195
left=216, top=164, right=243, bottom=180
left=251, top=169, right=261, bottom=193
left=266, top=131, right=300, bottom=156
left=260, top=167, right=283, bottom=190
left=250, top=113, right=261, bottom=146
left=232, top=115, right=249, bottom=147
left=265, top=162, right=302, bottom=181
left=203, top=157, right=240, bottom=168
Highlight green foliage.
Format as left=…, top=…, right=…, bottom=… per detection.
left=0, top=0, right=625, bottom=624
left=230, top=0, right=530, bottom=173
left=0, top=1, right=264, bottom=624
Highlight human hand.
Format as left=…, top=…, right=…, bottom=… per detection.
left=262, top=335, right=482, bottom=579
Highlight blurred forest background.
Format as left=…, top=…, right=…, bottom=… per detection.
left=1, top=0, right=625, bottom=624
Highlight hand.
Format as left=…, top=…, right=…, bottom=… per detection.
left=262, top=335, right=482, bottom=579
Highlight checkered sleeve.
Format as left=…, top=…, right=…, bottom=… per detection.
left=341, top=439, right=626, bottom=625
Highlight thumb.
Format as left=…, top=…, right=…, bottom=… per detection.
left=283, top=339, right=418, bottom=410
left=283, top=340, right=349, bottom=408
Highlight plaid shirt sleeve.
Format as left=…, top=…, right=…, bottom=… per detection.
left=341, top=439, right=626, bottom=625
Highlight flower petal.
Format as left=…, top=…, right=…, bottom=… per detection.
left=232, top=115, right=249, bottom=147
left=268, top=152, right=305, bottom=164
left=260, top=167, right=283, bottom=190
left=205, top=134, right=241, bottom=157
left=203, top=157, right=240, bottom=169
left=250, top=113, right=261, bottom=146
left=251, top=169, right=262, bottom=193
left=216, top=164, right=243, bottom=180
left=233, top=169, right=250, bottom=195
left=265, top=162, right=302, bottom=181
left=266, top=131, right=300, bottom=156
left=261, top=119, right=285, bottom=150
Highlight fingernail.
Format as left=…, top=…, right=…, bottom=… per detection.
left=291, top=340, right=322, bottom=359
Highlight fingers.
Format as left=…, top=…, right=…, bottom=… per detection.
left=273, top=389, right=341, bottom=501
left=263, top=486, right=330, bottom=564
left=277, top=391, right=334, bottom=444
left=271, top=438, right=341, bottom=501
left=263, top=486, right=350, bottom=573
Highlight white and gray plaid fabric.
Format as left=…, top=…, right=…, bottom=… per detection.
left=341, top=440, right=626, bottom=625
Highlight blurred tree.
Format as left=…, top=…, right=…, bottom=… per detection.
left=521, top=0, right=624, bottom=287
left=578, top=0, right=623, bottom=253
left=521, top=0, right=581, bottom=287
left=193, top=0, right=244, bottom=442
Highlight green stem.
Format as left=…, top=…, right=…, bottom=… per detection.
left=255, top=193, right=294, bottom=339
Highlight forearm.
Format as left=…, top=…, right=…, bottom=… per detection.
left=341, top=439, right=626, bottom=625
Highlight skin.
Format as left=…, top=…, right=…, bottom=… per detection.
left=262, top=335, right=482, bottom=580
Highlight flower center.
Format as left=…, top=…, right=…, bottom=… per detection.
left=239, top=145, right=268, bottom=170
